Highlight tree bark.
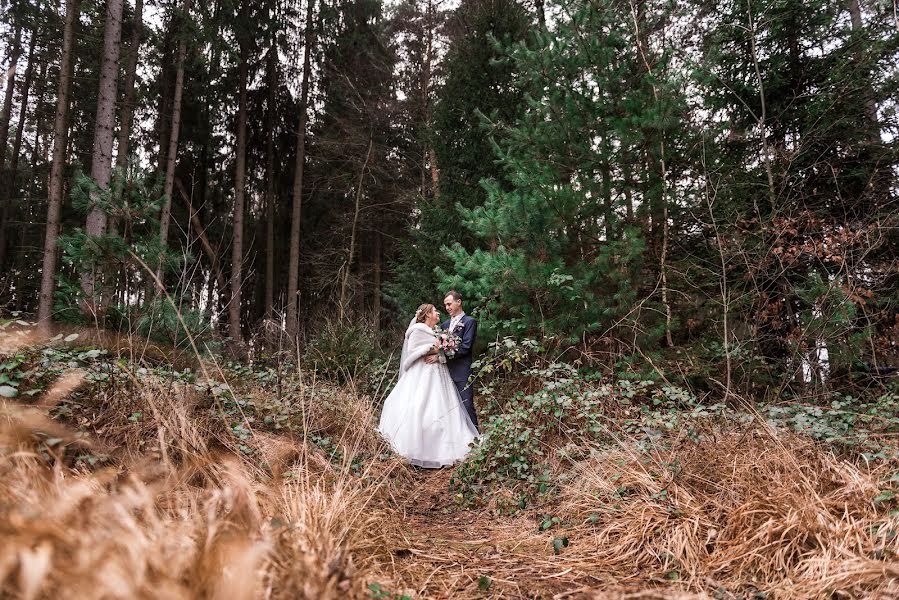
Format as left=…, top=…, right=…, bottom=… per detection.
left=156, top=0, right=193, bottom=287
left=0, top=25, right=23, bottom=173
left=423, top=0, right=440, bottom=200
left=228, top=41, right=249, bottom=349
left=264, top=42, right=277, bottom=321
left=38, top=0, right=79, bottom=325
left=115, top=0, right=144, bottom=175
left=847, top=0, right=880, bottom=142
left=630, top=0, right=673, bottom=347
left=15, top=102, right=43, bottom=312
left=372, top=229, right=381, bottom=338
left=0, top=29, right=35, bottom=272
left=286, top=0, right=316, bottom=337
left=339, top=135, right=373, bottom=321
left=81, top=0, right=124, bottom=311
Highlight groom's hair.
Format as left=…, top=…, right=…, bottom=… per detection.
left=444, top=290, right=462, bottom=302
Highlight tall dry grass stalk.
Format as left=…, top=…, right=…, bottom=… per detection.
left=0, top=328, right=406, bottom=600
left=557, top=429, right=899, bottom=598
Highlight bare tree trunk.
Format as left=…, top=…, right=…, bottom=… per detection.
left=81, top=0, right=124, bottom=312
left=105, top=0, right=141, bottom=304
left=264, top=43, right=276, bottom=320
left=746, top=0, right=776, bottom=210
left=0, top=25, right=23, bottom=173
left=228, top=42, right=249, bottom=349
left=286, top=0, right=316, bottom=337
left=115, top=0, right=144, bottom=175
left=38, top=0, right=79, bottom=325
left=630, top=0, right=673, bottom=347
left=423, top=0, right=440, bottom=200
left=0, top=29, right=35, bottom=271
left=339, top=135, right=373, bottom=322
left=156, top=0, right=193, bottom=287
left=600, top=161, right=614, bottom=240
left=847, top=0, right=880, bottom=142
left=372, top=229, right=381, bottom=339
left=16, top=112, right=42, bottom=312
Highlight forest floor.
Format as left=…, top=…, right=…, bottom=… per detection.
left=378, top=468, right=654, bottom=599
left=1, top=326, right=898, bottom=599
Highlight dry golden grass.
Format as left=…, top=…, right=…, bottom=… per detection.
left=554, top=429, right=899, bottom=598
left=0, top=328, right=409, bottom=600
left=2, top=328, right=898, bottom=599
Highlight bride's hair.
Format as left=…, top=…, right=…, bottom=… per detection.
left=415, top=303, right=436, bottom=324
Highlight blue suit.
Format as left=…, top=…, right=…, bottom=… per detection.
left=442, top=314, right=478, bottom=429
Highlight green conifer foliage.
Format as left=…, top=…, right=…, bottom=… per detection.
left=388, top=0, right=532, bottom=314
left=440, top=0, right=687, bottom=344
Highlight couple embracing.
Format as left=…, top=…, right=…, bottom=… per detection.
left=378, top=291, right=480, bottom=468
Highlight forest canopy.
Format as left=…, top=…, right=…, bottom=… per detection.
left=0, top=0, right=896, bottom=394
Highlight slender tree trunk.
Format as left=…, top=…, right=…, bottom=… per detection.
left=81, top=0, right=124, bottom=312
left=0, top=25, right=23, bottom=173
left=535, top=0, right=546, bottom=30
left=156, top=0, right=193, bottom=287
left=286, top=0, right=316, bottom=336
left=115, top=0, right=144, bottom=176
left=372, top=229, right=381, bottom=339
left=16, top=114, right=42, bottom=312
left=339, top=135, right=373, bottom=321
left=264, top=43, right=276, bottom=320
left=623, top=152, right=634, bottom=221
left=600, top=161, right=614, bottom=240
left=228, top=42, right=249, bottom=349
left=746, top=0, right=776, bottom=209
left=424, top=0, right=440, bottom=200
left=630, top=0, right=673, bottom=347
left=38, top=0, right=79, bottom=325
left=105, top=0, right=141, bottom=303
left=0, top=30, right=35, bottom=271
left=847, top=0, right=880, bottom=142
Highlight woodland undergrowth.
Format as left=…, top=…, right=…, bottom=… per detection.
left=1, top=324, right=898, bottom=599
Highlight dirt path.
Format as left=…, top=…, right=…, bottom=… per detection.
left=378, top=469, right=618, bottom=600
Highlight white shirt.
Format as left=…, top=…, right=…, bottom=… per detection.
left=449, top=311, right=466, bottom=332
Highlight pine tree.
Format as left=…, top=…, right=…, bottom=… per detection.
left=80, top=0, right=124, bottom=311
left=440, top=0, right=688, bottom=342
left=38, top=0, right=79, bottom=325
left=388, top=0, right=532, bottom=314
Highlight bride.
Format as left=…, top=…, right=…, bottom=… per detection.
left=378, top=303, right=479, bottom=468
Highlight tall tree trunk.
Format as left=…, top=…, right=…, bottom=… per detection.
left=264, top=42, right=276, bottom=321
left=0, top=29, right=35, bottom=272
left=423, top=0, right=439, bottom=200
left=38, top=0, right=79, bottom=325
left=15, top=104, right=43, bottom=312
left=81, top=0, right=124, bottom=312
left=339, top=135, right=373, bottom=322
left=372, top=229, right=381, bottom=339
left=600, top=160, right=614, bottom=240
left=0, top=25, right=23, bottom=173
left=228, top=42, right=249, bottom=349
left=156, top=0, right=192, bottom=287
left=115, top=0, right=144, bottom=176
left=846, top=0, right=880, bottom=142
left=630, top=0, right=673, bottom=347
left=286, top=0, right=316, bottom=337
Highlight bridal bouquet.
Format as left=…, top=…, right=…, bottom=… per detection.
left=433, top=327, right=462, bottom=363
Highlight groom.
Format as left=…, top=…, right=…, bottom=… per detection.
left=426, top=290, right=479, bottom=430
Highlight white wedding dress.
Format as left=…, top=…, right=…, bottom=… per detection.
left=378, top=321, right=479, bottom=468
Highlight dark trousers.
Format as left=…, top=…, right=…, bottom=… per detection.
left=453, top=379, right=478, bottom=430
